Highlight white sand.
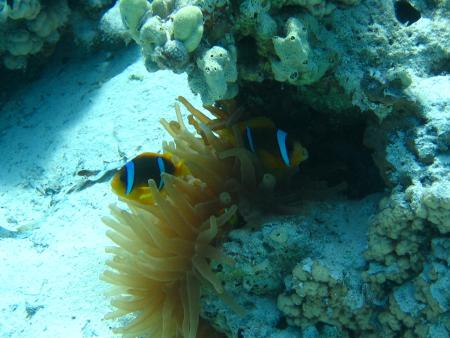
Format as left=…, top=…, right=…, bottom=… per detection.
left=0, top=46, right=201, bottom=338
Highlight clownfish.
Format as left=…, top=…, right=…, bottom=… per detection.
left=235, top=117, right=308, bottom=173
left=177, top=96, right=308, bottom=176
left=111, top=152, right=189, bottom=205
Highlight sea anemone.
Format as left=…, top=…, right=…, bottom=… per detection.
left=101, top=173, right=238, bottom=337
left=102, top=97, right=301, bottom=337
left=101, top=99, right=252, bottom=337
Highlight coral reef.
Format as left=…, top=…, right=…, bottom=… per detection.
left=118, top=0, right=344, bottom=103
left=108, top=0, right=449, bottom=337
left=118, top=0, right=448, bottom=110
left=201, top=195, right=382, bottom=337
left=0, top=0, right=125, bottom=71
left=0, top=0, right=70, bottom=70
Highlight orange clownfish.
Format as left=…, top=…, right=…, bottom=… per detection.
left=177, top=96, right=308, bottom=176
left=111, top=152, right=189, bottom=205
left=232, top=116, right=308, bottom=173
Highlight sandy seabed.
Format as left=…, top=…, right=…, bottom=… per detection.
left=0, top=46, right=200, bottom=338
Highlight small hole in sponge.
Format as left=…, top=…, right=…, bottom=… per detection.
left=394, top=0, right=421, bottom=26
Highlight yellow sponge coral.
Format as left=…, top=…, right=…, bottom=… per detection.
left=119, top=0, right=151, bottom=41
left=173, top=6, right=204, bottom=53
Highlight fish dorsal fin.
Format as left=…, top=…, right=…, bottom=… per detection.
left=236, top=116, right=276, bottom=130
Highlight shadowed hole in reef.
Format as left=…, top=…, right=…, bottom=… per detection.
left=430, top=56, right=450, bottom=76
left=276, top=316, right=288, bottom=330
left=234, top=81, right=385, bottom=199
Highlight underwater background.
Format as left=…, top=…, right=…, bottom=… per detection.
left=0, top=0, right=448, bottom=337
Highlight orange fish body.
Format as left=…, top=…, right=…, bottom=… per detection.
left=111, top=152, right=189, bottom=205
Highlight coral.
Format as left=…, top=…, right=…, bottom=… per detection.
left=0, top=0, right=123, bottom=71
left=119, top=0, right=151, bottom=41
left=358, top=73, right=450, bottom=336
left=0, top=0, right=70, bottom=70
left=191, top=45, right=238, bottom=103
left=363, top=191, right=426, bottom=284
left=116, top=0, right=448, bottom=121
left=173, top=5, right=203, bottom=53
left=278, top=260, right=372, bottom=332
left=271, top=17, right=333, bottom=85
left=117, top=0, right=346, bottom=103
left=375, top=238, right=450, bottom=337
left=200, top=196, right=382, bottom=337
left=105, top=0, right=450, bottom=337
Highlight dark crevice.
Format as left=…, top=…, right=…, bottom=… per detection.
left=235, top=81, right=386, bottom=199
left=276, top=316, right=288, bottom=330
left=236, top=36, right=260, bottom=67
left=429, top=56, right=450, bottom=76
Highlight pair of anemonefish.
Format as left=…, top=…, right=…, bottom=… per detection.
left=111, top=102, right=307, bottom=205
